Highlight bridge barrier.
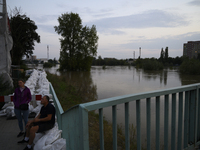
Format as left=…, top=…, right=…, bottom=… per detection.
left=0, top=95, right=42, bottom=102
left=49, top=82, right=200, bottom=150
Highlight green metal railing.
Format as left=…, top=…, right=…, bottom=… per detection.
left=50, top=82, right=200, bottom=150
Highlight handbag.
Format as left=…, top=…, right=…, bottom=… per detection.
left=19, top=103, right=29, bottom=110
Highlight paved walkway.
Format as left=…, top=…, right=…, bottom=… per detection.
left=0, top=116, right=27, bottom=150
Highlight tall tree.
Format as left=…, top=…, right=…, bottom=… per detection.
left=10, top=8, right=40, bottom=65
left=159, top=48, right=165, bottom=63
left=54, top=12, right=98, bottom=71
left=165, top=47, right=169, bottom=62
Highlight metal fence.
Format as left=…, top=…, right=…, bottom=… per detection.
left=49, top=82, right=200, bottom=150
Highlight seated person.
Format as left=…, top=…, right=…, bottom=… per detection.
left=18, top=95, right=56, bottom=150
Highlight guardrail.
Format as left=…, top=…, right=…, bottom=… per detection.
left=49, top=82, right=200, bottom=150
left=0, top=95, right=42, bottom=102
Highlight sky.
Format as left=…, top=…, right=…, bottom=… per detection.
left=6, top=0, right=200, bottom=60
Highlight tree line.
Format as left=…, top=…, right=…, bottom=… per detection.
left=92, top=56, right=129, bottom=66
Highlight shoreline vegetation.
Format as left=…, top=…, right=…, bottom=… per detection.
left=24, top=55, right=200, bottom=74
left=47, top=72, right=142, bottom=150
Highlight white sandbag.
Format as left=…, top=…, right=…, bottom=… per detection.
left=2, top=102, right=14, bottom=109
left=42, top=145, right=52, bottom=150
left=11, top=109, right=15, bottom=117
left=36, top=101, right=41, bottom=106
left=34, top=134, right=48, bottom=150
left=6, top=109, right=12, bottom=118
left=0, top=113, right=6, bottom=117
left=5, top=106, right=14, bottom=111
left=0, top=109, right=6, bottom=114
left=33, top=133, right=44, bottom=144
left=29, top=104, right=34, bottom=112
left=32, top=105, right=42, bottom=114
left=46, top=94, right=52, bottom=99
left=34, top=125, right=62, bottom=150
left=43, top=138, right=66, bottom=150
left=41, top=90, right=49, bottom=96
left=45, top=127, right=62, bottom=145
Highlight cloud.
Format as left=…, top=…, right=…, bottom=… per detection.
left=37, top=24, right=56, bottom=34
left=188, top=0, right=200, bottom=6
left=86, top=9, right=189, bottom=35
left=118, top=31, right=200, bottom=57
left=33, top=15, right=58, bottom=24
left=96, top=28, right=126, bottom=35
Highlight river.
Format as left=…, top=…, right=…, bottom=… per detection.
left=32, top=64, right=200, bottom=148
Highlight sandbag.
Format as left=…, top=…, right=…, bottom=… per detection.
left=42, top=138, right=66, bottom=150
left=2, top=102, right=13, bottom=109
left=33, top=133, right=44, bottom=144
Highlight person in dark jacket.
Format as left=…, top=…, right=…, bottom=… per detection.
left=13, top=79, right=32, bottom=137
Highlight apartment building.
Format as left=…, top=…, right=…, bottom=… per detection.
left=183, top=41, right=200, bottom=59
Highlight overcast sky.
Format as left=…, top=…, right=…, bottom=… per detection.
left=6, top=0, right=200, bottom=59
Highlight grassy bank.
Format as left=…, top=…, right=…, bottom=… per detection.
left=47, top=72, right=140, bottom=149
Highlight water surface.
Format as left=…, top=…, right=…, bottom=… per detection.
left=35, top=64, right=200, bottom=148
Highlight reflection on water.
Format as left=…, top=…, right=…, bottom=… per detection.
left=28, top=65, right=200, bottom=99
left=90, top=66, right=194, bottom=100
left=59, top=71, right=98, bottom=103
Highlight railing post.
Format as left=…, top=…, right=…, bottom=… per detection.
left=112, top=105, right=117, bottom=150
left=197, top=87, right=200, bottom=142
left=146, top=98, right=151, bottom=150
left=136, top=100, right=141, bottom=150
left=62, top=105, right=89, bottom=150
left=189, top=90, right=196, bottom=144
left=171, top=93, right=176, bottom=150
left=177, top=92, right=183, bottom=150
left=99, top=108, right=104, bottom=150
left=184, top=91, right=189, bottom=148
left=156, top=96, right=160, bottom=150
left=125, top=102, right=130, bottom=150
left=195, top=86, right=200, bottom=145
left=164, top=94, right=169, bottom=150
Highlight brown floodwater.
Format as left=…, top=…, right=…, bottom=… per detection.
left=37, top=64, right=200, bottom=149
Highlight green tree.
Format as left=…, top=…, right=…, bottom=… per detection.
left=159, top=48, right=165, bottom=63
left=165, top=47, right=169, bottom=62
left=54, top=12, right=98, bottom=71
left=10, top=8, right=40, bottom=65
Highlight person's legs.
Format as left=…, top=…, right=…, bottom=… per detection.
left=14, top=108, right=23, bottom=132
left=28, top=126, right=39, bottom=145
left=25, top=122, right=32, bottom=138
left=22, top=109, right=29, bottom=126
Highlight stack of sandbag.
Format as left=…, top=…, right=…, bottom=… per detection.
left=25, top=69, right=39, bottom=95
left=0, top=102, right=35, bottom=118
left=0, top=102, right=15, bottom=118
left=33, top=123, right=66, bottom=150
left=36, top=71, right=50, bottom=96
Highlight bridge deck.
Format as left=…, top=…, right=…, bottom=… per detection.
left=0, top=116, right=27, bottom=150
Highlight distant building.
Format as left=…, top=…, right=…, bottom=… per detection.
left=183, top=41, right=200, bottom=59
left=26, top=55, right=36, bottom=60
left=32, top=55, right=36, bottom=60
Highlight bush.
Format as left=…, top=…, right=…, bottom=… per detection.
left=180, top=59, right=200, bottom=74
left=43, top=62, right=53, bottom=68
left=141, top=59, right=163, bottom=70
